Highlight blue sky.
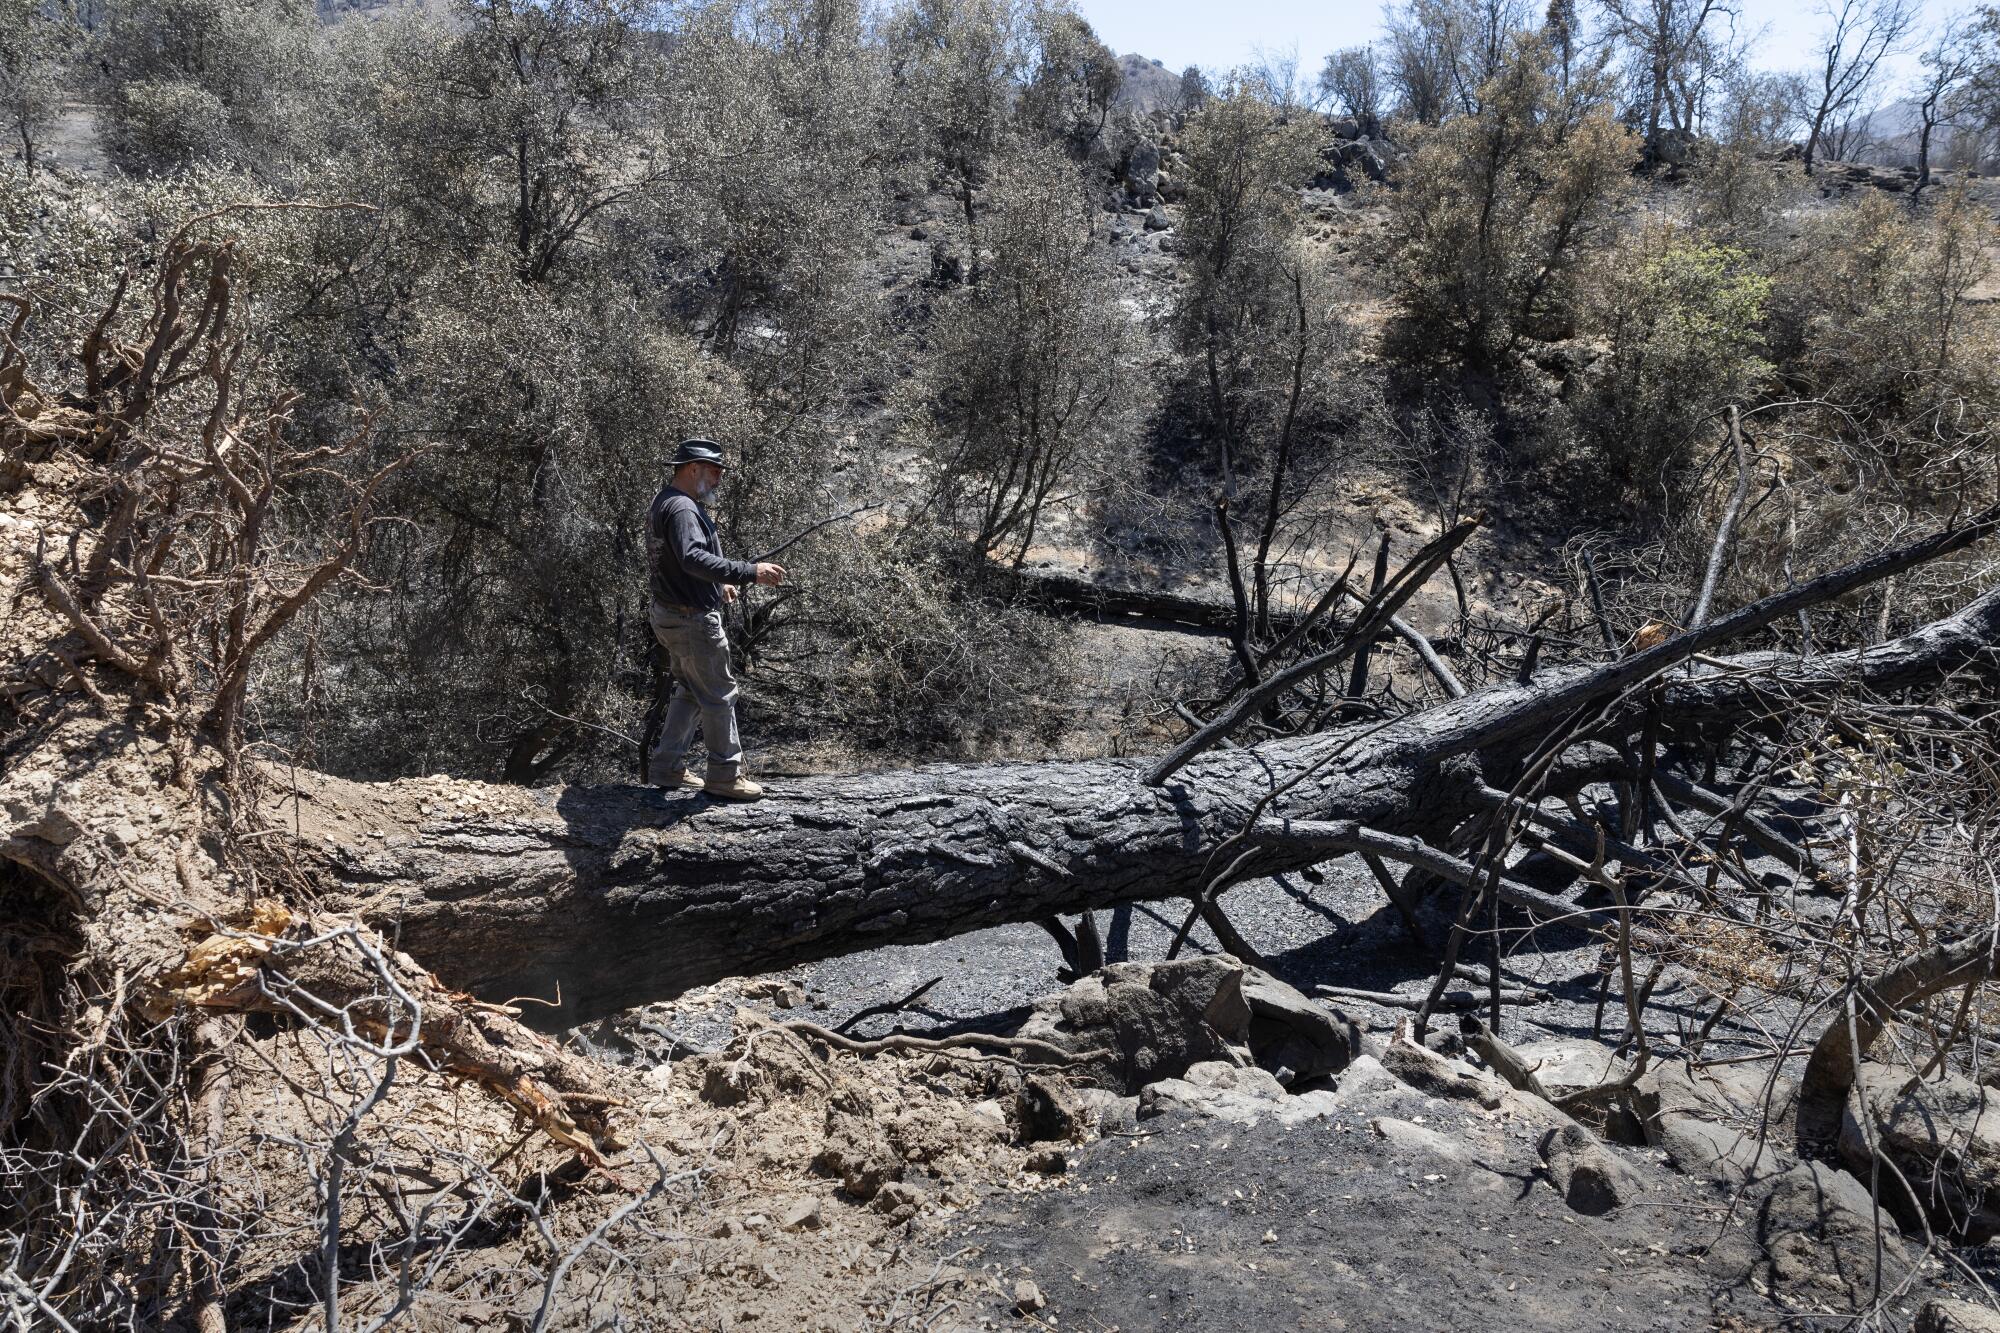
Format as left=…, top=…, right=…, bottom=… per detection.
left=1072, top=0, right=1964, bottom=89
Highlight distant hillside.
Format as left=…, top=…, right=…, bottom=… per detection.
left=1114, top=53, right=1186, bottom=114
left=1848, top=96, right=1996, bottom=172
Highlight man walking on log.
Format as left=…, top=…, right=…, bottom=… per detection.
left=646, top=438, right=786, bottom=801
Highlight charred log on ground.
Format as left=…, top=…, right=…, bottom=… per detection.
left=303, top=578, right=2000, bottom=1027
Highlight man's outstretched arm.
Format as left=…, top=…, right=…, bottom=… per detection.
left=665, top=504, right=758, bottom=585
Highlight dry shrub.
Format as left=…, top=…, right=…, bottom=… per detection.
left=777, top=526, right=1082, bottom=760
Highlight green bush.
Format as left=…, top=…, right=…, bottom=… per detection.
left=1386, top=36, right=1638, bottom=367
left=106, top=79, right=228, bottom=170
left=1575, top=231, right=1771, bottom=505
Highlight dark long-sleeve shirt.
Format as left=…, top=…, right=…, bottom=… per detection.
left=647, top=484, right=757, bottom=612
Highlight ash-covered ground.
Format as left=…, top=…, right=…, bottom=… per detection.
left=632, top=854, right=1765, bottom=1068
left=596, top=843, right=1995, bottom=1331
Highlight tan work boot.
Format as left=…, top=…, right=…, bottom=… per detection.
left=703, top=773, right=765, bottom=801
left=653, top=768, right=704, bottom=792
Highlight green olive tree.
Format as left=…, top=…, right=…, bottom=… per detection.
left=1574, top=230, right=1772, bottom=505
left=0, top=0, right=82, bottom=175
left=1386, top=34, right=1638, bottom=367
left=917, top=143, right=1139, bottom=566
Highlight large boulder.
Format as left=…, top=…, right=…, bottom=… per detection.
left=1016, top=957, right=1362, bottom=1097
left=1320, top=1053, right=1421, bottom=1116
left=1240, top=966, right=1361, bottom=1086
left=1541, top=1121, right=1647, bottom=1215
left=1337, top=138, right=1388, bottom=182
left=1508, top=1037, right=1641, bottom=1142
left=1841, top=1059, right=2000, bottom=1238
left=1511, top=1037, right=1630, bottom=1098
left=1017, top=956, right=1252, bottom=1093
left=1751, top=1163, right=1909, bottom=1307
left=1138, top=1060, right=1340, bottom=1127
left=1634, top=1059, right=1792, bottom=1186
left=1123, top=139, right=1161, bottom=205
left=1646, top=127, right=1698, bottom=167
left=1918, top=1299, right=2000, bottom=1333
left=1381, top=1035, right=1506, bottom=1110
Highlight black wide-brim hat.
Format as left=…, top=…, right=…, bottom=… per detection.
left=671, top=438, right=728, bottom=468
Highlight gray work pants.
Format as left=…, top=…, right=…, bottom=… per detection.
left=647, top=604, right=743, bottom=780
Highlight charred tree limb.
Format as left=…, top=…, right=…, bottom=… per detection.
left=1652, top=771, right=1811, bottom=873
left=1418, top=501, right=2000, bottom=759
left=1247, top=818, right=1605, bottom=925
left=1004, top=566, right=1317, bottom=634
left=1687, top=405, right=1753, bottom=633
left=1149, top=516, right=1483, bottom=785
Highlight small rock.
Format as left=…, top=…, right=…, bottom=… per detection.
left=779, top=1198, right=822, bottom=1232
left=1508, top=1038, right=1638, bottom=1138
left=1012, top=1279, right=1046, bottom=1314
left=1069, top=1086, right=1140, bottom=1136
left=1261, top=1229, right=1277, bottom=1244
left=1141, top=1063, right=1338, bottom=1129
left=742, top=978, right=807, bottom=1008
left=1183, top=1061, right=1285, bottom=1095
left=871, top=1180, right=926, bottom=1222
left=816, top=1111, right=902, bottom=1201
left=1323, top=1055, right=1414, bottom=1114
left=1020, top=1074, right=1094, bottom=1142
left=1024, top=1148, right=1068, bottom=1175
left=1143, top=206, right=1171, bottom=232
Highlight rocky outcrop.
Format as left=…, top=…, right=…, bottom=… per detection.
left=1015, top=956, right=1361, bottom=1096
left=1842, top=1059, right=2000, bottom=1238
left=1635, top=1059, right=1793, bottom=1186
left=1542, top=1120, right=1648, bottom=1215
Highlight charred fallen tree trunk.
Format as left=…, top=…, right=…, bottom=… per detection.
left=1005, top=565, right=1318, bottom=633
left=301, top=570, right=2000, bottom=1028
